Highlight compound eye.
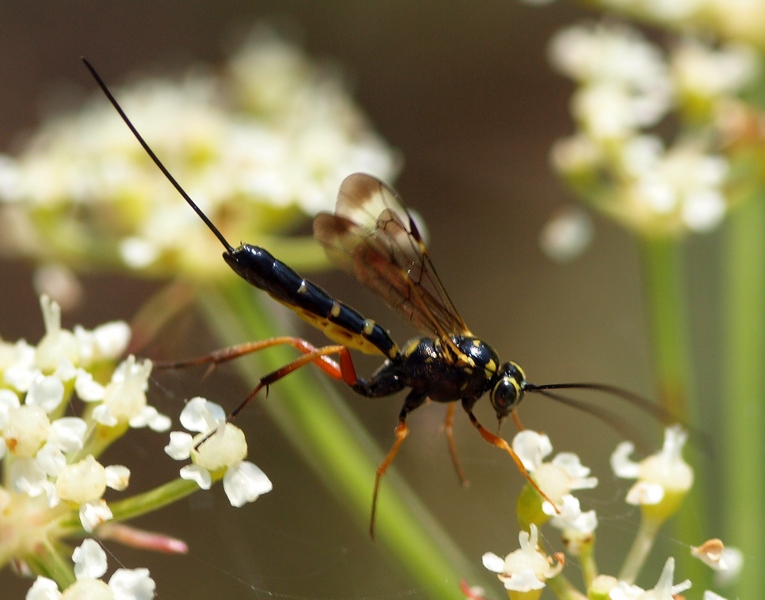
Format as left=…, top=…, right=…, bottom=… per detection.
left=491, top=376, right=520, bottom=418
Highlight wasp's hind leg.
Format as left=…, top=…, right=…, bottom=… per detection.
left=369, top=390, right=427, bottom=539
left=155, top=336, right=356, bottom=383
left=194, top=343, right=360, bottom=450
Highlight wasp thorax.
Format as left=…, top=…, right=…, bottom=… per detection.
left=490, top=362, right=526, bottom=418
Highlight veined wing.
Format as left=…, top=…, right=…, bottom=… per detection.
left=314, top=173, right=471, bottom=342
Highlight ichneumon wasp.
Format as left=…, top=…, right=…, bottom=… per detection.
left=83, top=58, right=669, bottom=538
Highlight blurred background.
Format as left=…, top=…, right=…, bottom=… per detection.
left=0, top=2, right=719, bottom=597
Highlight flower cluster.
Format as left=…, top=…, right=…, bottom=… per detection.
left=27, top=539, right=155, bottom=600
left=475, top=427, right=737, bottom=599
left=545, top=22, right=760, bottom=240
left=0, top=295, right=168, bottom=533
left=0, top=29, right=399, bottom=279
left=0, top=295, right=273, bottom=597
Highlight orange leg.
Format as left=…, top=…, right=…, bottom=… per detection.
left=154, top=336, right=357, bottom=385
left=511, top=409, right=525, bottom=431
left=464, top=407, right=559, bottom=514
left=444, top=403, right=469, bottom=487
left=194, top=344, right=358, bottom=449
left=368, top=390, right=427, bottom=538
left=369, top=420, right=409, bottom=539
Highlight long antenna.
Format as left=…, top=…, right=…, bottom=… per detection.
left=81, top=57, right=234, bottom=253
left=527, top=387, right=650, bottom=450
left=525, top=381, right=676, bottom=424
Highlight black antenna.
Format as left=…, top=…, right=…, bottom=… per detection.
left=524, top=381, right=676, bottom=424
left=526, top=387, right=650, bottom=450
left=81, top=57, right=234, bottom=253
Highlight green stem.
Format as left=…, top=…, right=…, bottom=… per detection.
left=723, top=193, right=765, bottom=600
left=640, top=236, right=693, bottom=421
left=196, top=279, right=502, bottom=599
left=639, top=236, right=708, bottom=588
left=56, top=478, right=201, bottom=535
left=546, top=572, right=587, bottom=600
left=578, top=543, right=598, bottom=590
left=23, top=538, right=76, bottom=589
left=618, top=515, right=663, bottom=584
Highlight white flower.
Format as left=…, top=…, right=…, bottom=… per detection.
left=35, top=295, right=80, bottom=373
left=612, top=425, right=693, bottom=519
left=3, top=404, right=50, bottom=458
left=544, top=494, right=598, bottom=536
left=165, top=397, right=272, bottom=507
left=74, top=321, right=131, bottom=365
left=539, top=205, right=593, bottom=262
left=673, top=40, right=758, bottom=99
left=90, top=355, right=168, bottom=430
left=513, top=430, right=597, bottom=508
left=609, top=557, right=690, bottom=600
left=28, top=539, right=156, bottom=599
left=549, top=23, right=671, bottom=139
left=482, top=524, right=564, bottom=591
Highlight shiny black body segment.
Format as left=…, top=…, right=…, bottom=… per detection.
left=224, top=244, right=399, bottom=360
left=354, top=336, right=497, bottom=404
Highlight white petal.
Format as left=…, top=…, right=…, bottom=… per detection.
left=80, top=500, right=113, bottom=533
left=223, top=461, right=273, bottom=507
left=482, top=552, right=506, bottom=574
left=552, top=452, right=591, bottom=479
left=129, top=405, right=170, bottom=432
left=75, top=370, right=106, bottom=402
left=0, top=389, right=21, bottom=427
left=512, top=430, right=553, bottom=471
left=26, top=374, right=65, bottom=414
left=91, top=321, right=131, bottom=360
left=54, top=359, right=77, bottom=383
left=130, top=405, right=171, bottom=432
left=92, top=404, right=118, bottom=427
left=610, top=441, right=640, bottom=478
left=26, top=576, right=62, bottom=600
left=108, top=568, right=156, bottom=600
left=42, top=480, right=60, bottom=508
left=180, top=464, right=212, bottom=489
left=180, top=397, right=225, bottom=433
left=626, top=481, right=664, bottom=505
left=48, top=417, right=87, bottom=452
left=35, top=442, right=67, bottom=476
left=164, top=431, right=193, bottom=460
left=105, top=465, right=131, bottom=491
left=72, top=539, right=108, bottom=580
left=4, top=363, right=39, bottom=392
left=714, top=547, right=743, bottom=587
left=503, top=569, right=545, bottom=591
left=10, top=457, right=48, bottom=496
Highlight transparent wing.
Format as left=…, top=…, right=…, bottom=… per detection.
left=314, top=173, right=470, bottom=340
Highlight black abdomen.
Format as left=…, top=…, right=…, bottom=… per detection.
left=223, top=244, right=399, bottom=358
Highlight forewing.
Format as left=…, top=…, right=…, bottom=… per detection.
left=314, top=173, right=470, bottom=338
